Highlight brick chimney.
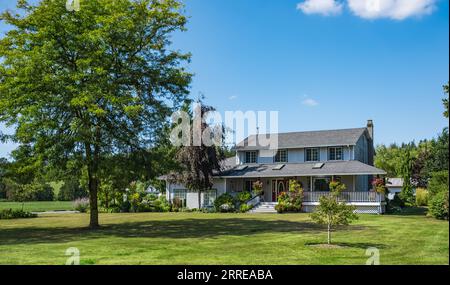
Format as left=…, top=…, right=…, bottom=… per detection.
left=367, top=120, right=374, bottom=166
left=367, top=120, right=374, bottom=141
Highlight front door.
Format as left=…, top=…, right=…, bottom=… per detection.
left=271, top=180, right=288, bottom=202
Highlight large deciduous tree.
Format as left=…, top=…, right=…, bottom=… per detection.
left=0, top=0, right=191, bottom=228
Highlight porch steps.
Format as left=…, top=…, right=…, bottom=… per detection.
left=249, top=202, right=278, bottom=214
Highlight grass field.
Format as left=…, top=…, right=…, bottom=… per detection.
left=0, top=210, right=448, bottom=265
left=0, top=201, right=74, bottom=212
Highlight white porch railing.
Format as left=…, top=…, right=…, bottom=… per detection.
left=303, top=191, right=385, bottom=203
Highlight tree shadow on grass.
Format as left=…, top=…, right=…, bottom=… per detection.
left=0, top=217, right=363, bottom=246
left=305, top=242, right=387, bottom=249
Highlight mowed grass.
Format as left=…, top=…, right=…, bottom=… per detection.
left=0, top=211, right=448, bottom=265
left=0, top=201, right=74, bottom=212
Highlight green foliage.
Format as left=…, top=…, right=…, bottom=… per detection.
left=443, top=83, right=449, bottom=118
left=371, top=178, right=387, bottom=194
left=214, top=193, right=236, bottom=213
left=375, top=129, right=449, bottom=189
left=0, top=209, right=37, bottom=220
left=275, top=180, right=303, bottom=213
left=415, top=188, right=429, bottom=207
left=0, top=0, right=192, bottom=228
left=252, top=180, right=264, bottom=196
left=6, top=180, right=54, bottom=202
left=428, top=191, right=449, bottom=220
left=427, top=171, right=449, bottom=220
left=329, top=180, right=346, bottom=193
left=386, top=194, right=405, bottom=213
left=58, top=179, right=88, bottom=201
left=310, top=180, right=358, bottom=244
left=73, top=198, right=90, bottom=213
left=427, top=171, right=449, bottom=197
left=236, top=191, right=252, bottom=204
left=239, top=204, right=253, bottom=213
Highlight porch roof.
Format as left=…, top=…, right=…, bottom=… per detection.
left=216, top=160, right=386, bottom=178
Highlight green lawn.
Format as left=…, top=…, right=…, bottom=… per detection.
left=0, top=201, right=74, bottom=212
left=0, top=211, right=448, bottom=265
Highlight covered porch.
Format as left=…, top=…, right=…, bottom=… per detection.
left=223, top=174, right=371, bottom=203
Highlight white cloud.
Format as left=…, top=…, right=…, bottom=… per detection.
left=302, top=98, right=319, bottom=107
left=297, top=0, right=343, bottom=16
left=228, top=95, right=238, bottom=100
left=347, top=0, right=437, bottom=20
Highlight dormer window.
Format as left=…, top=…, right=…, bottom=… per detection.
left=274, top=149, right=288, bottom=163
left=245, top=151, right=257, bottom=164
left=305, top=148, right=320, bottom=162
left=329, top=147, right=343, bottom=161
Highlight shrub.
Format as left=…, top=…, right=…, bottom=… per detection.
left=415, top=188, right=428, bottom=206
left=371, top=178, right=387, bottom=194
left=73, top=198, right=90, bottom=213
left=429, top=191, right=449, bottom=220
left=58, top=179, right=88, bottom=201
left=428, top=171, right=449, bottom=197
left=153, top=196, right=171, bottom=212
left=275, top=180, right=304, bottom=213
left=219, top=203, right=235, bottom=213
left=214, top=193, right=236, bottom=212
left=386, top=194, right=405, bottom=213
left=239, top=204, right=253, bottom=213
left=236, top=191, right=252, bottom=204
left=0, top=209, right=37, bottom=220
left=252, top=181, right=264, bottom=196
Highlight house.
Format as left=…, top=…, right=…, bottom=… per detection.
left=386, top=178, right=404, bottom=200
left=163, top=120, right=387, bottom=214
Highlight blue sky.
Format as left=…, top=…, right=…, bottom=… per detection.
left=1, top=0, right=449, bottom=158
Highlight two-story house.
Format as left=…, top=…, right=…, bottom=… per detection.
left=164, top=120, right=387, bottom=214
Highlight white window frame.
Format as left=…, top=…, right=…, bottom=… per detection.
left=305, top=148, right=320, bottom=162
left=328, top=147, right=344, bottom=161
left=245, top=151, right=257, bottom=164
left=203, top=189, right=217, bottom=207
left=274, top=149, right=288, bottom=163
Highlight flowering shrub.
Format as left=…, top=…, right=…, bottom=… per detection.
left=371, top=178, right=386, bottom=194
left=252, top=181, right=264, bottom=196
left=275, top=180, right=303, bottom=213
left=74, top=198, right=90, bottom=213
left=214, top=193, right=236, bottom=212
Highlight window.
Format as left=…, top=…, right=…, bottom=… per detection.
left=314, top=177, right=331, bottom=192
left=245, top=151, right=257, bottom=164
left=329, top=147, right=343, bottom=161
left=274, top=149, right=288, bottom=163
left=245, top=180, right=256, bottom=192
left=203, top=190, right=217, bottom=207
left=305, top=148, right=320, bottom=162
left=173, top=189, right=187, bottom=200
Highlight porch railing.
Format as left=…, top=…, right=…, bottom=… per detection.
left=303, top=191, right=385, bottom=203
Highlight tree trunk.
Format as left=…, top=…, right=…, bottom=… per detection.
left=327, top=222, right=331, bottom=245
left=85, top=142, right=99, bottom=229
left=198, top=191, right=202, bottom=210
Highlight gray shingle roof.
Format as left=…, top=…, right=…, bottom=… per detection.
left=217, top=160, right=386, bottom=178
left=236, top=128, right=367, bottom=150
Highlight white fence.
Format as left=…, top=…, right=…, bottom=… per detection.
left=303, top=191, right=385, bottom=203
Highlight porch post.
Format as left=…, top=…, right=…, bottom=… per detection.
left=353, top=175, right=356, bottom=192
left=224, top=178, right=227, bottom=193
left=310, top=176, right=313, bottom=192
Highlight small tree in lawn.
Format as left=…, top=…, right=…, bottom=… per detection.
left=310, top=181, right=358, bottom=245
